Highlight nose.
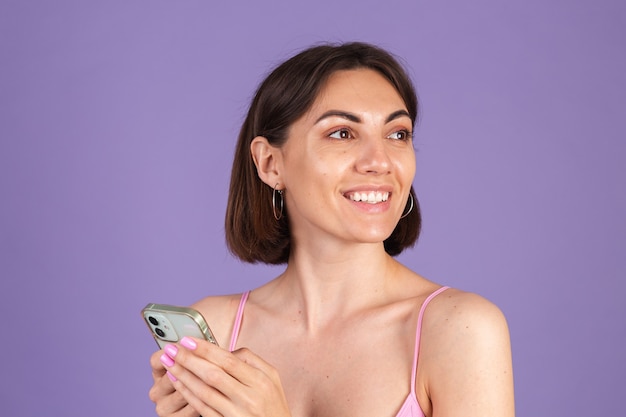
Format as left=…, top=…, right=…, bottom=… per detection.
left=355, top=136, right=392, bottom=175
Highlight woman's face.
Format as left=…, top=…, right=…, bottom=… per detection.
left=278, top=68, right=416, bottom=249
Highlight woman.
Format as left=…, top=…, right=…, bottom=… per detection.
left=149, top=42, right=515, bottom=417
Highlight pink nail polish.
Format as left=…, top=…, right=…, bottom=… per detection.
left=164, top=344, right=178, bottom=358
left=180, top=337, right=197, bottom=350
left=166, top=371, right=177, bottom=382
left=160, top=353, right=175, bottom=367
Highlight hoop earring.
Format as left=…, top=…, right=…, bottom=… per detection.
left=272, top=184, right=284, bottom=220
left=400, top=194, right=414, bottom=219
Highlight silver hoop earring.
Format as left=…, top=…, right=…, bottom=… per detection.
left=400, top=194, right=414, bottom=219
left=272, top=184, right=284, bottom=221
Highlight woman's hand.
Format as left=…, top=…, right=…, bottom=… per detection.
left=149, top=349, right=201, bottom=417
left=159, top=337, right=291, bottom=417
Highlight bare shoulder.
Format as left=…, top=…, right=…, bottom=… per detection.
left=191, top=293, right=246, bottom=348
left=417, top=288, right=515, bottom=417
left=420, top=288, right=512, bottom=366
left=423, top=288, right=510, bottom=337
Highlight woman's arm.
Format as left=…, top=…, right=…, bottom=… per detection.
left=421, top=291, right=515, bottom=417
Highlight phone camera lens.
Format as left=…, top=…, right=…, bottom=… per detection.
left=148, top=316, right=159, bottom=326
left=155, top=328, right=165, bottom=338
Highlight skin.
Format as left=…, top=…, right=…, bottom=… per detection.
left=149, top=69, right=515, bottom=417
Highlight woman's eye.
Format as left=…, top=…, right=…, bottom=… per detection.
left=387, top=130, right=412, bottom=141
left=329, top=129, right=352, bottom=139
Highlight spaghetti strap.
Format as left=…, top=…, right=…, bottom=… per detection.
left=229, top=291, right=250, bottom=352
left=410, top=286, right=450, bottom=392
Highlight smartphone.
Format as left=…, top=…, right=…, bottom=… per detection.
left=142, top=303, right=219, bottom=349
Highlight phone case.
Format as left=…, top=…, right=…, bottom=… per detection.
left=142, top=303, right=219, bottom=348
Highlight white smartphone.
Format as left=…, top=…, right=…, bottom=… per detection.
left=142, top=303, right=219, bottom=349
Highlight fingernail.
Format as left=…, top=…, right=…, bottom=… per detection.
left=166, top=371, right=177, bottom=382
left=164, top=344, right=178, bottom=358
left=160, top=353, right=175, bottom=367
left=180, top=337, right=197, bottom=350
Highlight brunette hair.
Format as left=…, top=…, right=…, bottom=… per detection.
left=225, top=42, right=421, bottom=264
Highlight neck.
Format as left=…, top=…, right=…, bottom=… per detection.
left=266, top=241, right=401, bottom=332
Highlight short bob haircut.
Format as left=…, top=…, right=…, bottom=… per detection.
left=226, top=42, right=421, bottom=264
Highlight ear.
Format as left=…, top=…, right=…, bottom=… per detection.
left=250, top=136, right=283, bottom=188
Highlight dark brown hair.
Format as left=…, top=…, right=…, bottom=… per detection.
left=225, top=42, right=421, bottom=264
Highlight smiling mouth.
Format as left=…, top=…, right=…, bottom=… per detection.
left=346, top=191, right=390, bottom=204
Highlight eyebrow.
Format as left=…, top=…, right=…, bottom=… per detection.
left=314, top=109, right=411, bottom=125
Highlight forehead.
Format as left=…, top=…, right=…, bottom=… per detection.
left=313, top=69, right=405, bottom=108
left=293, top=69, right=408, bottom=128
left=289, top=68, right=410, bottom=130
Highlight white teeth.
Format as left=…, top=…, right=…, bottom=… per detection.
left=349, top=191, right=389, bottom=203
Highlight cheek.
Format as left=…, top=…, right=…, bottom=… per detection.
left=293, top=151, right=350, bottom=177
left=282, top=151, right=332, bottom=193
left=394, top=151, right=416, bottom=178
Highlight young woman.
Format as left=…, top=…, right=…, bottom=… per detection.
left=149, top=42, right=515, bottom=417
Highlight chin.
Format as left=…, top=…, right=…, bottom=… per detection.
left=352, top=227, right=395, bottom=244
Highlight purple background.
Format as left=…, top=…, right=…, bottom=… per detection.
left=1, top=1, right=624, bottom=416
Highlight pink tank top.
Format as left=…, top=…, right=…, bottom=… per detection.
left=229, top=286, right=450, bottom=417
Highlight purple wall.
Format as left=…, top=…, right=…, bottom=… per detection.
left=1, top=1, right=624, bottom=416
